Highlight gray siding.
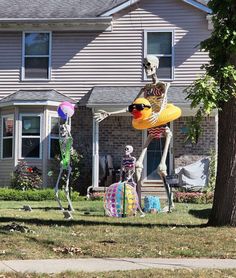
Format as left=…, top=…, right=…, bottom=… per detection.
left=0, top=0, right=210, bottom=101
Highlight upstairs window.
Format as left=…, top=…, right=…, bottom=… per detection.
left=1, top=115, right=14, bottom=159
left=144, top=30, right=174, bottom=80
left=22, top=32, right=51, bottom=80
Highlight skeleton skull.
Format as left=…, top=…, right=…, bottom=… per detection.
left=125, top=145, right=133, bottom=156
left=143, top=55, right=159, bottom=77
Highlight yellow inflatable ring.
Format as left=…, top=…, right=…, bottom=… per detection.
left=132, top=103, right=182, bottom=130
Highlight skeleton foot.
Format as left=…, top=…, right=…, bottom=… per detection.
left=162, top=203, right=175, bottom=213
left=63, top=210, right=73, bottom=220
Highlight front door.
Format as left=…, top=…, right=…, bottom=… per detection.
left=144, top=123, right=173, bottom=181
left=146, top=137, right=170, bottom=180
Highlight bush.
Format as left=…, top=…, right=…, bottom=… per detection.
left=11, top=162, right=43, bottom=190
left=0, top=188, right=83, bottom=201
left=174, top=191, right=214, bottom=204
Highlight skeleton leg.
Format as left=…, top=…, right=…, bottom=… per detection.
left=157, top=126, right=173, bottom=212
left=54, top=168, right=64, bottom=211
left=64, top=165, right=74, bottom=212
left=135, top=134, right=153, bottom=205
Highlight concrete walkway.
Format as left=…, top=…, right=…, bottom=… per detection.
left=0, top=258, right=236, bottom=273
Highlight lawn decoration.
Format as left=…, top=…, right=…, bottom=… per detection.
left=104, top=145, right=144, bottom=217
left=94, top=55, right=182, bottom=212
left=104, top=182, right=139, bottom=217
left=144, top=196, right=161, bottom=213
left=55, top=101, right=75, bottom=219
left=57, top=101, right=75, bottom=120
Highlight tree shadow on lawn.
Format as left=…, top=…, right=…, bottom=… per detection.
left=0, top=216, right=207, bottom=229
left=188, top=208, right=211, bottom=219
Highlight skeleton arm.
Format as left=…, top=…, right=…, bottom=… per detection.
left=94, top=107, right=128, bottom=122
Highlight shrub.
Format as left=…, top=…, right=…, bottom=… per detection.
left=0, top=188, right=82, bottom=201
left=174, top=191, right=214, bottom=204
left=11, top=162, right=42, bottom=190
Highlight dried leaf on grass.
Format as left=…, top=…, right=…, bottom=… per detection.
left=0, top=222, right=35, bottom=233
left=52, top=246, right=83, bottom=255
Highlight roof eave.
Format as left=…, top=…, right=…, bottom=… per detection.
left=0, top=17, right=112, bottom=31
left=0, top=100, right=63, bottom=107
left=182, top=0, right=212, bottom=13
left=100, top=0, right=212, bottom=16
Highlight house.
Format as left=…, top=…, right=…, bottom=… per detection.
left=0, top=0, right=216, bottom=193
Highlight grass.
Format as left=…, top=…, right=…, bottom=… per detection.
left=1, top=269, right=236, bottom=278
left=0, top=200, right=235, bottom=261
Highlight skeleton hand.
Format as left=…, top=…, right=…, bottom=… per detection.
left=148, top=112, right=160, bottom=125
left=94, top=110, right=110, bottom=122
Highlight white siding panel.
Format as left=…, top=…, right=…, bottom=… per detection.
left=0, top=160, right=14, bottom=186
left=0, top=0, right=210, bottom=101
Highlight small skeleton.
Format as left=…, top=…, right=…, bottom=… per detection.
left=120, top=145, right=145, bottom=216
left=121, top=145, right=136, bottom=184
left=94, top=55, right=174, bottom=212
left=54, top=118, right=74, bottom=219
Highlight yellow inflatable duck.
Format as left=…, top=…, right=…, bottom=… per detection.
left=129, top=98, right=182, bottom=130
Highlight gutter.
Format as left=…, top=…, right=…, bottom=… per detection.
left=0, top=17, right=112, bottom=31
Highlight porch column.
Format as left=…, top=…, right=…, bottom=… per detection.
left=92, top=116, right=99, bottom=188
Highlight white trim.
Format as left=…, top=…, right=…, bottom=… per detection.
left=48, top=113, right=60, bottom=160
left=0, top=100, right=62, bottom=108
left=19, top=113, right=43, bottom=159
left=92, top=116, right=99, bottom=188
left=1, top=114, right=14, bottom=159
left=182, top=0, right=212, bottom=13
left=21, top=31, right=52, bottom=81
left=14, top=107, right=19, bottom=166
left=100, top=0, right=140, bottom=17
left=144, top=29, right=175, bottom=81
left=100, top=0, right=211, bottom=16
left=0, top=17, right=112, bottom=23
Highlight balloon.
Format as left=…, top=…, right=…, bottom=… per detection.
left=57, top=101, right=75, bottom=119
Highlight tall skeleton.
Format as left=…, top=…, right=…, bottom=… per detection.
left=94, top=55, right=174, bottom=212
left=54, top=118, right=74, bottom=219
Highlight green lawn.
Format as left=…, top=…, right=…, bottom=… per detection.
left=0, top=200, right=235, bottom=260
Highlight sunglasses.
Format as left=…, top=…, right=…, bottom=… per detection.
left=128, top=103, right=151, bottom=112
left=143, top=62, right=151, bottom=69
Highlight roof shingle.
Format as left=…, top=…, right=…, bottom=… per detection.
left=0, top=90, right=75, bottom=104
left=84, top=86, right=190, bottom=107
left=0, top=0, right=127, bottom=19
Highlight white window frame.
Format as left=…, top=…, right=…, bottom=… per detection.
left=144, top=29, right=175, bottom=81
left=48, top=113, right=60, bottom=160
left=21, top=31, right=52, bottom=81
left=1, top=114, right=14, bottom=159
left=19, top=113, right=42, bottom=159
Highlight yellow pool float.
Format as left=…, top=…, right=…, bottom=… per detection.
left=129, top=98, right=182, bottom=130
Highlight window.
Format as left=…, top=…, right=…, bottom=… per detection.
left=1, top=115, right=14, bottom=158
left=20, top=115, right=41, bottom=158
left=144, top=30, right=174, bottom=80
left=49, top=116, right=60, bottom=159
left=22, top=32, right=51, bottom=80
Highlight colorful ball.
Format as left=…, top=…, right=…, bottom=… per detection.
left=57, top=101, right=75, bottom=120
left=104, top=182, right=139, bottom=217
